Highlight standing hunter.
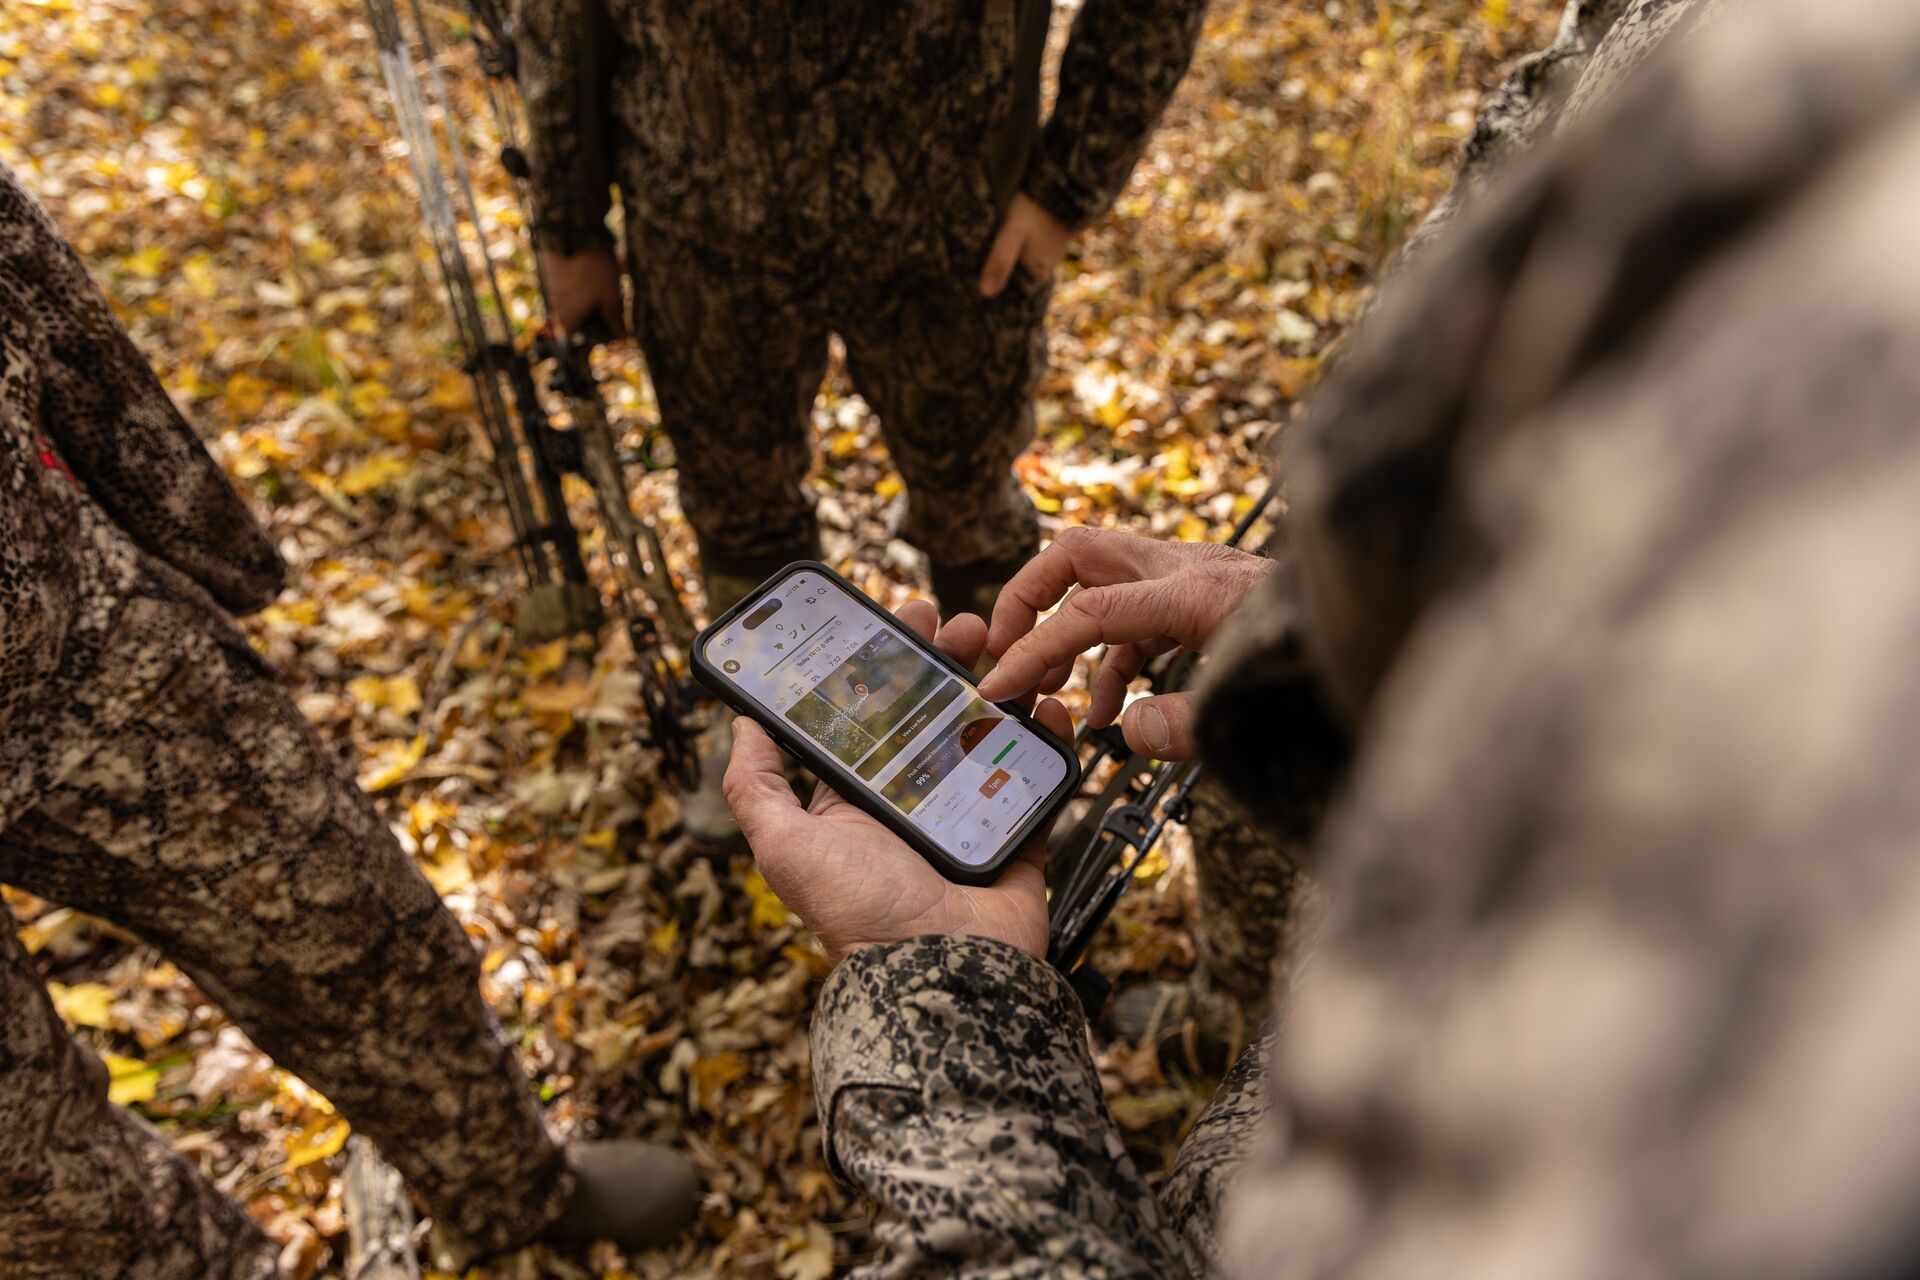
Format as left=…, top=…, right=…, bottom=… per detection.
left=513, top=0, right=1209, bottom=619
left=0, top=163, right=696, bottom=1278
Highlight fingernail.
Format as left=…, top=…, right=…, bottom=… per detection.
left=1134, top=703, right=1170, bottom=754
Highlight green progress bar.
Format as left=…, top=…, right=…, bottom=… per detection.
left=992, top=739, right=1016, bottom=765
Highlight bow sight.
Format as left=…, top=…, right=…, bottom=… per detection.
left=363, top=0, right=699, bottom=787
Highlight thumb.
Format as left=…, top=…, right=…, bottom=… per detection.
left=722, top=718, right=803, bottom=844
left=979, top=218, right=1024, bottom=298
left=1120, top=692, right=1197, bottom=762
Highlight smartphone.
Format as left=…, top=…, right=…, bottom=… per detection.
left=693, top=562, right=1081, bottom=885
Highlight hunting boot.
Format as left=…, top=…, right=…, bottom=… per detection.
left=681, top=537, right=822, bottom=844
left=541, top=1140, right=702, bottom=1251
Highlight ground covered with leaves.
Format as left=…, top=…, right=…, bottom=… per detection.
left=3, top=1, right=1553, bottom=1275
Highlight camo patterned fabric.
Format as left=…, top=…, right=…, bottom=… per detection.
left=0, top=165, right=573, bottom=1277
left=0, top=171, right=284, bottom=835
left=812, top=936, right=1189, bottom=1278
left=810, top=1, right=1920, bottom=1275
left=1184, top=0, right=1724, bottom=1026
left=618, top=219, right=1053, bottom=581
left=513, top=0, right=1205, bottom=579
left=1399, top=0, right=1731, bottom=265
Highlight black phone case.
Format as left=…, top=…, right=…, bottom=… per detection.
left=690, top=561, right=1082, bottom=886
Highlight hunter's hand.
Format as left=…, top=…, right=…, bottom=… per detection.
left=977, top=527, right=1274, bottom=762
left=979, top=194, right=1072, bottom=298
left=723, top=600, right=1071, bottom=962
left=539, top=248, right=627, bottom=338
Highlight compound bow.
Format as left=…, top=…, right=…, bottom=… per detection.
left=363, top=0, right=700, bottom=787
left=1045, top=475, right=1282, bottom=1008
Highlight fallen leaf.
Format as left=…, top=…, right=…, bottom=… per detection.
left=284, top=1115, right=351, bottom=1172
left=104, top=1053, right=163, bottom=1106
left=360, top=734, right=427, bottom=792
left=48, top=981, right=114, bottom=1029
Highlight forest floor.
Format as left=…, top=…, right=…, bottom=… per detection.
left=3, top=1, right=1554, bottom=1275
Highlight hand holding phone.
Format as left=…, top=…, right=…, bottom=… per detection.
left=696, top=563, right=1080, bottom=886
left=718, top=598, right=1074, bottom=959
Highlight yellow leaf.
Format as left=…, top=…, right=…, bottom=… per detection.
left=347, top=380, right=393, bottom=418
left=420, top=847, right=473, bottom=896
left=347, top=673, right=423, bottom=716
left=401, top=583, right=472, bottom=629
left=123, top=245, right=168, bottom=279
left=336, top=454, right=410, bottom=497
left=650, top=918, right=679, bottom=954
left=1174, top=514, right=1209, bottom=542
left=580, top=828, right=618, bottom=851
left=105, top=1053, right=162, bottom=1105
left=92, top=82, right=124, bottom=108
left=284, top=1114, right=350, bottom=1172
left=259, top=599, right=320, bottom=627
left=744, top=871, right=793, bottom=932
left=426, top=369, right=473, bottom=412
left=224, top=371, right=274, bottom=418
left=361, top=734, right=427, bottom=792
left=689, top=1051, right=750, bottom=1112
left=873, top=474, right=904, bottom=499
left=48, top=981, right=114, bottom=1029
left=180, top=253, right=218, bottom=299
left=522, top=678, right=594, bottom=715
left=18, top=906, right=84, bottom=955
left=407, top=794, right=457, bottom=835
left=520, top=638, right=569, bottom=679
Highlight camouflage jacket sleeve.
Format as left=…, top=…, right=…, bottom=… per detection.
left=1023, top=0, right=1210, bottom=228
left=811, top=935, right=1192, bottom=1278
left=513, top=0, right=617, bottom=254
left=2, top=171, right=285, bottom=614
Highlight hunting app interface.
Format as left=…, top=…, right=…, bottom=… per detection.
left=706, top=571, right=1069, bottom=868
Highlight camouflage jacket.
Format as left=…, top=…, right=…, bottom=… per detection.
left=513, top=0, right=1208, bottom=270
left=0, top=166, right=284, bottom=830
left=810, top=0, right=1920, bottom=1275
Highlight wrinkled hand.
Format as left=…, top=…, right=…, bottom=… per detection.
left=723, top=600, right=1073, bottom=961
left=977, top=526, right=1274, bottom=762
left=978, top=194, right=1072, bottom=298
left=538, top=248, right=627, bottom=338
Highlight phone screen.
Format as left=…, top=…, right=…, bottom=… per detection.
left=703, top=569, right=1071, bottom=869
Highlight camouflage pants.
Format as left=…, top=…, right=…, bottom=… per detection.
left=628, top=226, right=1046, bottom=586
left=0, top=582, right=572, bottom=1277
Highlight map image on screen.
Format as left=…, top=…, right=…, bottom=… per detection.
left=704, top=570, right=1071, bottom=867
